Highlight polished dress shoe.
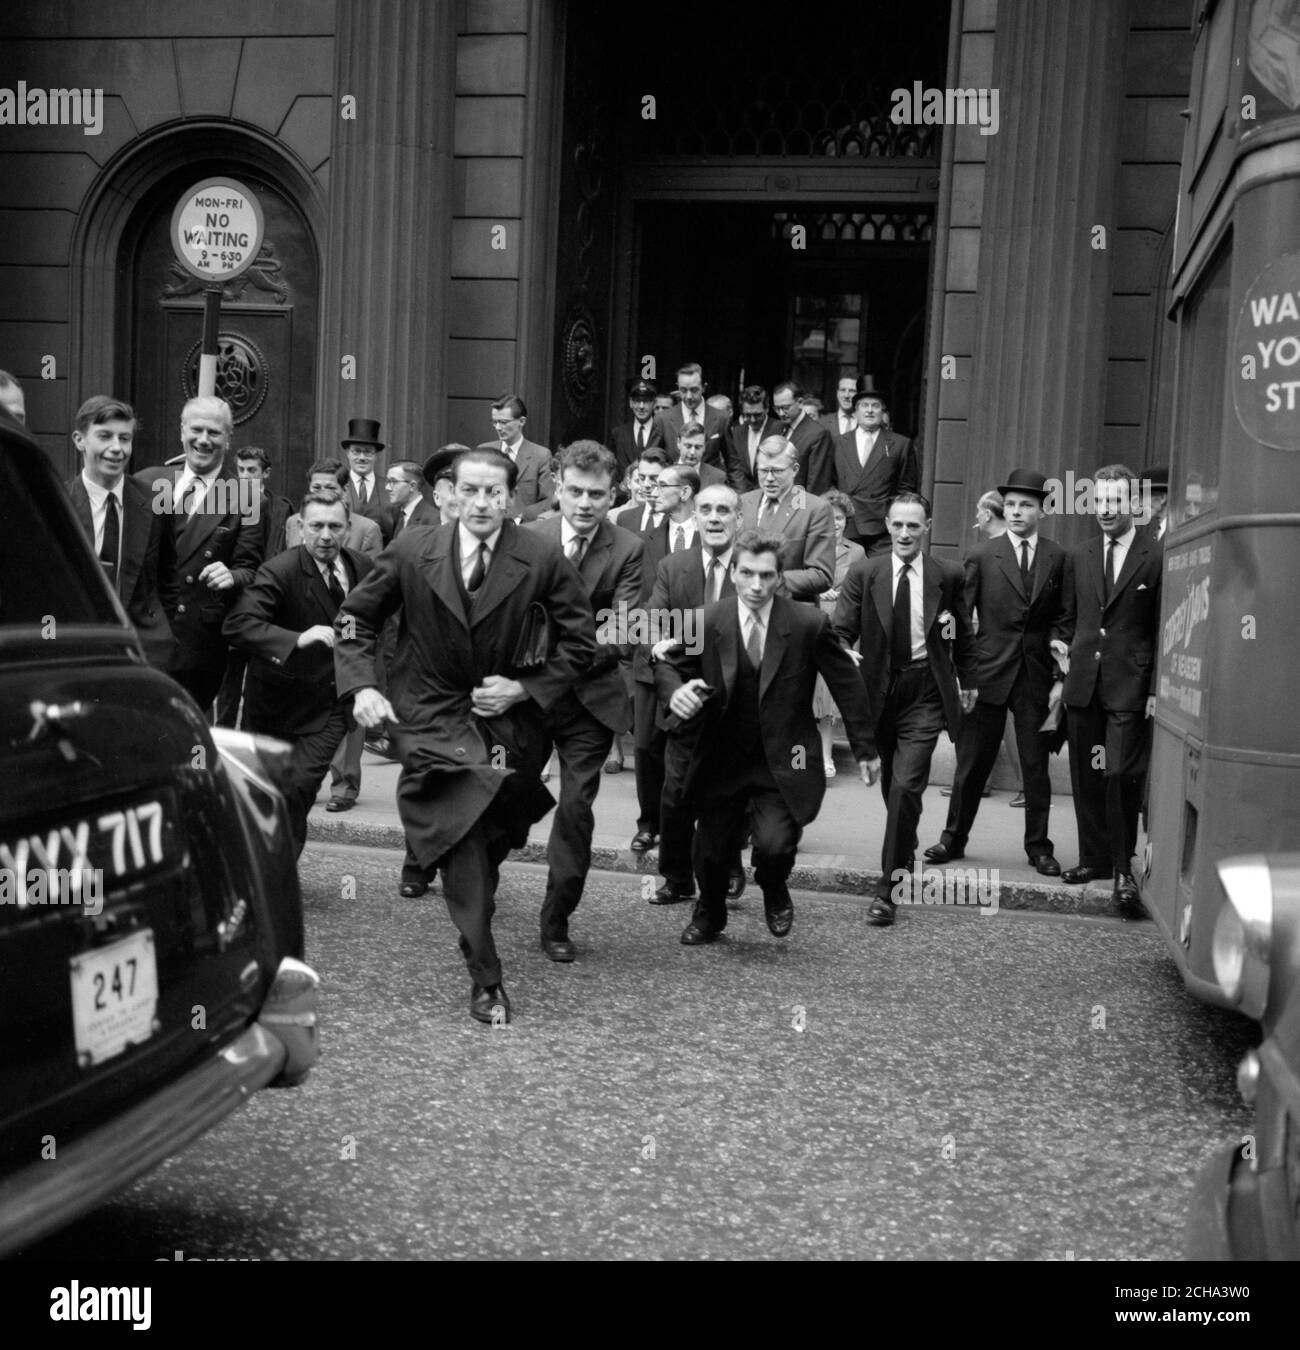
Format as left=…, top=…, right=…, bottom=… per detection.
left=1114, top=872, right=1142, bottom=919
left=1032, top=855, right=1062, bottom=877
left=680, top=918, right=721, bottom=945
left=469, top=982, right=511, bottom=1024
left=541, top=936, right=576, bottom=962
left=630, top=830, right=658, bottom=852
left=325, top=798, right=354, bottom=812
left=923, top=842, right=965, bottom=864
left=650, top=881, right=694, bottom=905
left=1061, top=865, right=1113, bottom=885
left=365, top=735, right=395, bottom=759
left=762, top=885, right=794, bottom=937
left=399, top=880, right=429, bottom=898
left=865, top=895, right=897, bottom=926
left=726, top=866, right=746, bottom=900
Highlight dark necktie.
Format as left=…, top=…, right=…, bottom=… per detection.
left=1104, top=537, right=1118, bottom=603
left=672, top=525, right=686, bottom=553
left=760, top=497, right=777, bottom=525
left=705, top=556, right=720, bottom=603
left=745, top=616, right=763, bottom=668
left=326, top=562, right=346, bottom=609
left=392, top=510, right=404, bottom=539
left=891, top=562, right=912, bottom=671
left=636, top=422, right=646, bottom=451
left=100, top=493, right=120, bottom=591
left=466, top=542, right=488, bottom=594
left=1019, top=540, right=1031, bottom=588
left=357, top=476, right=370, bottom=506
left=567, top=534, right=587, bottom=566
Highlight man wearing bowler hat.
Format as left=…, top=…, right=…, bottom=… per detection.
left=831, top=380, right=919, bottom=556
left=341, top=417, right=391, bottom=541
left=924, top=468, right=1073, bottom=875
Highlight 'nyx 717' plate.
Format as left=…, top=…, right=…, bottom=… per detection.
left=70, top=929, right=159, bottom=1067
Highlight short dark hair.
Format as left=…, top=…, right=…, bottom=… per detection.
left=676, top=362, right=703, bottom=383
left=664, top=465, right=700, bottom=496
left=637, top=447, right=669, bottom=470
left=888, top=490, right=932, bottom=518
left=733, top=529, right=785, bottom=572
left=558, top=439, right=617, bottom=485
left=454, top=446, right=518, bottom=493
left=491, top=394, right=527, bottom=421
left=301, top=484, right=350, bottom=517
left=824, top=489, right=853, bottom=515
left=236, top=445, right=271, bottom=471
left=772, top=380, right=803, bottom=402
left=74, top=394, right=135, bottom=436
left=739, top=385, right=768, bottom=407
left=679, top=421, right=705, bottom=441
left=308, top=457, right=346, bottom=485
left=388, top=458, right=423, bottom=484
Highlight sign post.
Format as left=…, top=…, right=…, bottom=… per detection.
left=169, top=178, right=265, bottom=400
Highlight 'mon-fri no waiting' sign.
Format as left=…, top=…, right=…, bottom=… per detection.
left=170, top=177, right=264, bottom=284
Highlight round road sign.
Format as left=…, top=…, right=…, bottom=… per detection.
left=170, top=177, right=265, bottom=283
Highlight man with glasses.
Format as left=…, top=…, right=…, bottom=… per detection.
left=341, top=418, right=392, bottom=542
left=655, top=362, right=729, bottom=467
left=385, top=459, right=438, bottom=538
left=738, top=437, right=834, bottom=601
left=477, top=393, right=554, bottom=510
left=609, top=377, right=666, bottom=479
left=612, top=448, right=669, bottom=534
left=772, top=379, right=834, bottom=496
left=337, top=448, right=596, bottom=1026
left=726, top=385, right=780, bottom=494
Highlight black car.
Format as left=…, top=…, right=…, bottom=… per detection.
left=0, top=410, right=319, bottom=1255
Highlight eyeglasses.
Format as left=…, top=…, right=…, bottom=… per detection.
left=757, top=466, right=790, bottom=477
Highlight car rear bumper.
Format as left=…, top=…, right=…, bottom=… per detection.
left=1186, top=1139, right=1299, bottom=1260
left=0, top=1022, right=290, bottom=1258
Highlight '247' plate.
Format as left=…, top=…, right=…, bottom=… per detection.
left=70, top=929, right=159, bottom=1068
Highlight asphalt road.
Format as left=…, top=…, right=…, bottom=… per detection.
left=21, top=841, right=1256, bottom=1261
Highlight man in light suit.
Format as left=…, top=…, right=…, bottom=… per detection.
left=527, top=441, right=644, bottom=959
left=833, top=493, right=978, bottom=925
left=340, top=417, right=391, bottom=542
left=66, top=395, right=176, bottom=671
left=608, top=377, right=667, bottom=479
left=1060, top=465, right=1163, bottom=915
left=738, top=437, right=835, bottom=602
left=925, top=468, right=1074, bottom=875
left=655, top=531, right=880, bottom=945
left=655, top=362, right=729, bottom=468
left=476, top=393, right=554, bottom=511
left=726, top=385, right=781, bottom=494
left=136, top=395, right=263, bottom=714
left=336, top=448, right=596, bottom=1025
left=832, top=386, right=920, bottom=555
left=224, top=488, right=375, bottom=854
left=772, top=379, right=835, bottom=496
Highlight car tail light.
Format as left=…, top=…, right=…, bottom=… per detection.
left=258, top=957, right=320, bottom=1087
left=1212, top=856, right=1273, bottom=1018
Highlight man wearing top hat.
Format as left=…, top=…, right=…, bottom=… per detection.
left=341, top=417, right=392, bottom=542
left=609, top=378, right=667, bottom=479
left=831, top=381, right=920, bottom=555
left=924, top=468, right=1073, bottom=875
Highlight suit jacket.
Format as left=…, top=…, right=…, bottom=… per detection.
left=66, top=473, right=177, bottom=671
left=334, top=519, right=597, bottom=865
left=654, top=594, right=876, bottom=823
left=608, top=416, right=666, bottom=477
left=640, top=546, right=737, bottom=717
left=1062, top=530, right=1162, bottom=711
left=223, top=545, right=374, bottom=737
left=963, top=533, right=1073, bottom=707
left=135, top=463, right=263, bottom=678
left=693, top=462, right=727, bottom=491
left=526, top=516, right=644, bottom=732
left=785, top=412, right=835, bottom=496
left=475, top=438, right=555, bottom=510
left=259, top=491, right=294, bottom=559
left=832, top=553, right=977, bottom=739
left=738, top=488, right=835, bottom=601
left=654, top=403, right=729, bottom=467
left=285, top=510, right=384, bottom=557
left=725, top=415, right=782, bottom=493
left=832, top=429, right=920, bottom=539
left=822, top=409, right=860, bottom=441
left=389, top=494, right=440, bottom=540
left=343, top=473, right=391, bottom=542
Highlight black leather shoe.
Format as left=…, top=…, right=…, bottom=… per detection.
left=762, top=885, right=794, bottom=937
left=1061, top=865, right=1113, bottom=885
left=399, top=880, right=429, bottom=898
left=865, top=895, right=897, bottom=926
left=924, top=842, right=965, bottom=864
left=726, top=866, right=746, bottom=900
left=1114, top=872, right=1142, bottom=919
left=365, top=735, right=395, bottom=759
left=1032, top=855, right=1062, bottom=877
left=541, top=937, right=576, bottom=962
left=325, top=798, right=354, bottom=812
left=680, top=918, right=720, bottom=945
left=630, top=830, right=658, bottom=852
left=650, top=881, right=694, bottom=905
left=469, top=982, right=511, bottom=1024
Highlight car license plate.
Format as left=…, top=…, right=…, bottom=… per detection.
left=70, top=930, right=159, bottom=1067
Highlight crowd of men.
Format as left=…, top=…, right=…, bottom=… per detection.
left=3, top=359, right=1169, bottom=1027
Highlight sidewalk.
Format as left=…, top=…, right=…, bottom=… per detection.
left=307, top=741, right=1136, bottom=917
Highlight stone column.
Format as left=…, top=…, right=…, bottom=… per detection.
left=965, top=0, right=1128, bottom=541
left=318, top=0, right=455, bottom=457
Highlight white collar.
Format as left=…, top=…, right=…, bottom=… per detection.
left=402, top=495, right=422, bottom=523
left=737, top=596, right=774, bottom=630
left=561, top=517, right=598, bottom=547
left=81, top=471, right=124, bottom=507
left=1106, top=524, right=1137, bottom=549
left=891, top=553, right=920, bottom=579
left=703, top=543, right=733, bottom=569
left=458, top=522, right=502, bottom=557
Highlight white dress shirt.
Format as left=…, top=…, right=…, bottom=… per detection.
left=561, top=517, right=597, bottom=560
left=1011, top=532, right=1038, bottom=572
left=457, top=522, right=501, bottom=588
left=177, top=465, right=221, bottom=515
left=81, top=471, right=124, bottom=558
left=737, top=597, right=774, bottom=660
left=702, top=545, right=734, bottom=603
left=317, top=557, right=350, bottom=595
left=856, top=427, right=878, bottom=466
left=891, top=554, right=926, bottom=663
left=1104, top=523, right=1137, bottom=585
left=667, top=517, right=698, bottom=551
left=350, top=470, right=376, bottom=504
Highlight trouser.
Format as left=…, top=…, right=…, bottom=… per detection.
left=875, top=663, right=945, bottom=898
left=941, top=667, right=1054, bottom=858
left=437, top=820, right=512, bottom=987
left=633, top=680, right=666, bottom=832
left=539, top=691, right=614, bottom=940
left=329, top=722, right=363, bottom=801
left=172, top=661, right=225, bottom=720
left=214, top=649, right=247, bottom=728
left=845, top=527, right=892, bottom=557
left=273, top=705, right=351, bottom=856
left=1066, top=699, right=1147, bottom=873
